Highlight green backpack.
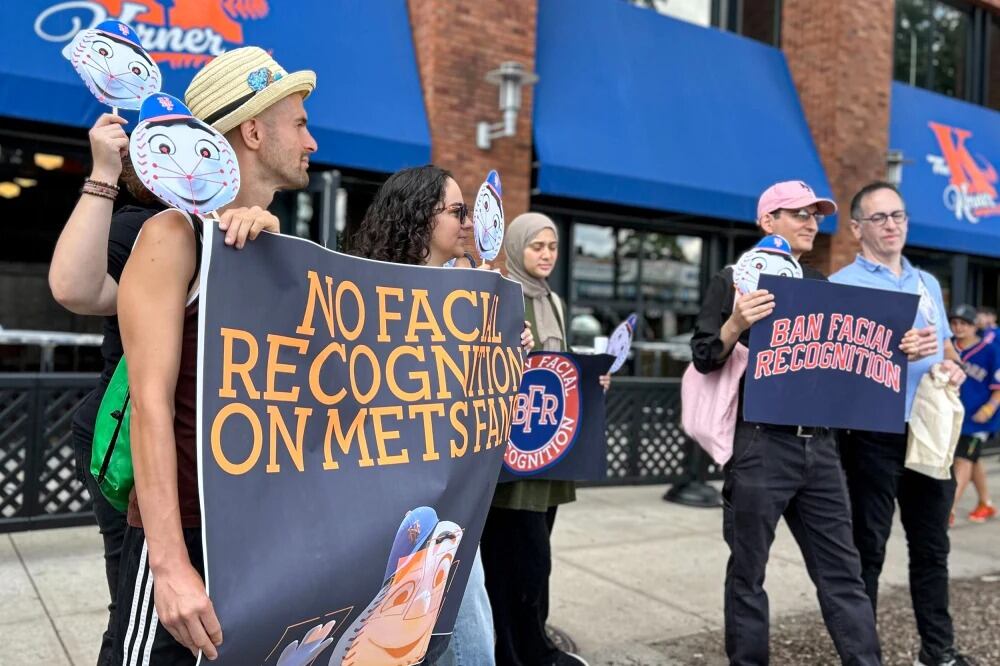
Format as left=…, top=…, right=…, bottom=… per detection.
left=90, top=357, right=132, bottom=512
left=89, top=214, right=202, bottom=512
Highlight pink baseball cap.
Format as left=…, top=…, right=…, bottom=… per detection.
left=756, top=181, right=837, bottom=222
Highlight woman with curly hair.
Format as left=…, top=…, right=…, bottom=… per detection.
left=350, top=164, right=471, bottom=267
left=350, top=164, right=523, bottom=666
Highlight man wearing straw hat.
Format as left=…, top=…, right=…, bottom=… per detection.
left=112, top=47, right=316, bottom=664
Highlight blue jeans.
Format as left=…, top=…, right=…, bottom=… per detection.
left=427, top=548, right=495, bottom=665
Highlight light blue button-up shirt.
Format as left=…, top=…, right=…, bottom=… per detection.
left=829, top=254, right=948, bottom=420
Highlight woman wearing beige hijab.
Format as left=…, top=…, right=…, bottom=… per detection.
left=481, top=212, right=608, bottom=666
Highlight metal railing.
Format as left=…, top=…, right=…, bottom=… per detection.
left=5, top=371, right=995, bottom=532
left=591, top=376, right=722, bottom=485
left=0, top=373, right=97, bottom=532
left=0, top=374, right=717, bottom=532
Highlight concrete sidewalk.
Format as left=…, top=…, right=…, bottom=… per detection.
left=549, top=461, right=1000, bottom=664
left=3, top=461, right=999, bottom=665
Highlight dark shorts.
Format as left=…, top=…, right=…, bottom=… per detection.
left=954, top=433, right=987, bottom=462
left=111, top=525, right=204, bottom=665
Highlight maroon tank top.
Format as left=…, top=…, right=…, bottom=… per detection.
left=127, top=298, right=201, bottom=529
left=127, top=212, right=203, bottom=530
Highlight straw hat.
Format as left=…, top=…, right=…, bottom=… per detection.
left=185, top=46, right=315, bottom=133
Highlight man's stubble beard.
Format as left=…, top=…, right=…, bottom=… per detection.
left=261, top=140, right=309, bottom=191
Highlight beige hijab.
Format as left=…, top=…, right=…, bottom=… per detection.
left=505, top=212, right=564, bottom=351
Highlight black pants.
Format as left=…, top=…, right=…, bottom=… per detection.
left=111, top=526, right=204, bottom=665
left=723, top=423, right=881, bottom=666
left=73, top=426, right=128, bottom=666
left=840, top=429, right=955, bottom=660
left=480, top=505, right=559, bottom=666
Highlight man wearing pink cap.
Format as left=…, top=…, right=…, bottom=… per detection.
left=691, top=181, right=881, bottom=665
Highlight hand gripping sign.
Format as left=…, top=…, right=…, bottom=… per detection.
left=474, top=170, right=504, bottom=262
left=606, top=313, right=638, bottom=374
left=62, top=20, right=162, bottom=113
left=744, top=274, right=917, bottom=433
left=129, top=94, right=240, bottom=216
left=732, top=234, right=802, bottom=295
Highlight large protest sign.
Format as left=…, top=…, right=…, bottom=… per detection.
left=745, top=275, right=918, bottom=433
left=197, top=227, right=525, bottom=665
left=500, top=352, right=613, bottom=482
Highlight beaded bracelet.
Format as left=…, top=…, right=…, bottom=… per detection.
left=81, top=185, right=117, bottom=200
left=85, top=178, right=119, bottom=192
left=81, top=180, right=118, bottom=201
left=82, top=177, right=119, bottom=197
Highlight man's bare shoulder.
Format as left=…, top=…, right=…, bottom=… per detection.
left=134, top=210, right=197, bottom=250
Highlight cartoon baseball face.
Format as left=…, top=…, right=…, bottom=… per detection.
left=473, top=170, right=504, bottom=261
left=334, top=521, right=462, bottom=665
left=606, top=313, right=637, bottom=374
left=129, top=94, right=240, bottom=215
left=733, top=235, right=803, bottom=295
left=62, top=21, right=161, bottom=110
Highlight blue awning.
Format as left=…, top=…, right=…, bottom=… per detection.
left=0, top=1, right=429, bottom=173
left=890, top=82, right=1000, bottom=257
left=533, top=0, right=834, bottom=229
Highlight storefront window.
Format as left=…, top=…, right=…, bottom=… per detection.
left=967, top=258, right=1000, bottom=312
left=630, top=0, right=712, bottom=27
left=908, top=248, right=954, bottom=310
left=0, top=129, right=102, bottom=369
left=988, top=13, right=1000, bottom=111
left=894, top=0, right=972, bottom=100
left=572, top=225, right=637, bottom=302
left=638, top=231, right=702, bottom=338
left=630, top=0, right=780, bottom=45
left=570, top=221, right=703, bottom=377
left=736, top=0, right=780, bottom=46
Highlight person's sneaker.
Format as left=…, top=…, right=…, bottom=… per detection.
left=553, top=651, right=590, bottom=666
left=968, top=502, right=997, bottom=523
left=914, top=646, right=974, bottom=665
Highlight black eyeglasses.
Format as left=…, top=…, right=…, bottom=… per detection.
left=776, top=208, right=825, bottom=223
left=436, top=202, right=469, bottom=225
left=857, top=210, right=908, bottom=226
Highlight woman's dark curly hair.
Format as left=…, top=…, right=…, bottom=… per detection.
left=348, top=164, right=452, bottom=265
left=120, top=152, right=160, bottom=206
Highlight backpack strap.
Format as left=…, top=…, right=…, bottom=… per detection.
left=166, top=210, right=203, bottom=305
left=187, top=215, right=204, bottom=294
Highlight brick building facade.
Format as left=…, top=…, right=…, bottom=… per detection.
left=782, top=0, right=896, bottom=273
left=405, top=0, right=999, bottom=279
left=3, top=0, right=999, bottom=372
left=408, top=0, right=538, bottom=273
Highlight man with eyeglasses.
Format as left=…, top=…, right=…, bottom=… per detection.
left=830, top=181, right=970, bottom=666
left=692, top=181, right=881, bottom=665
